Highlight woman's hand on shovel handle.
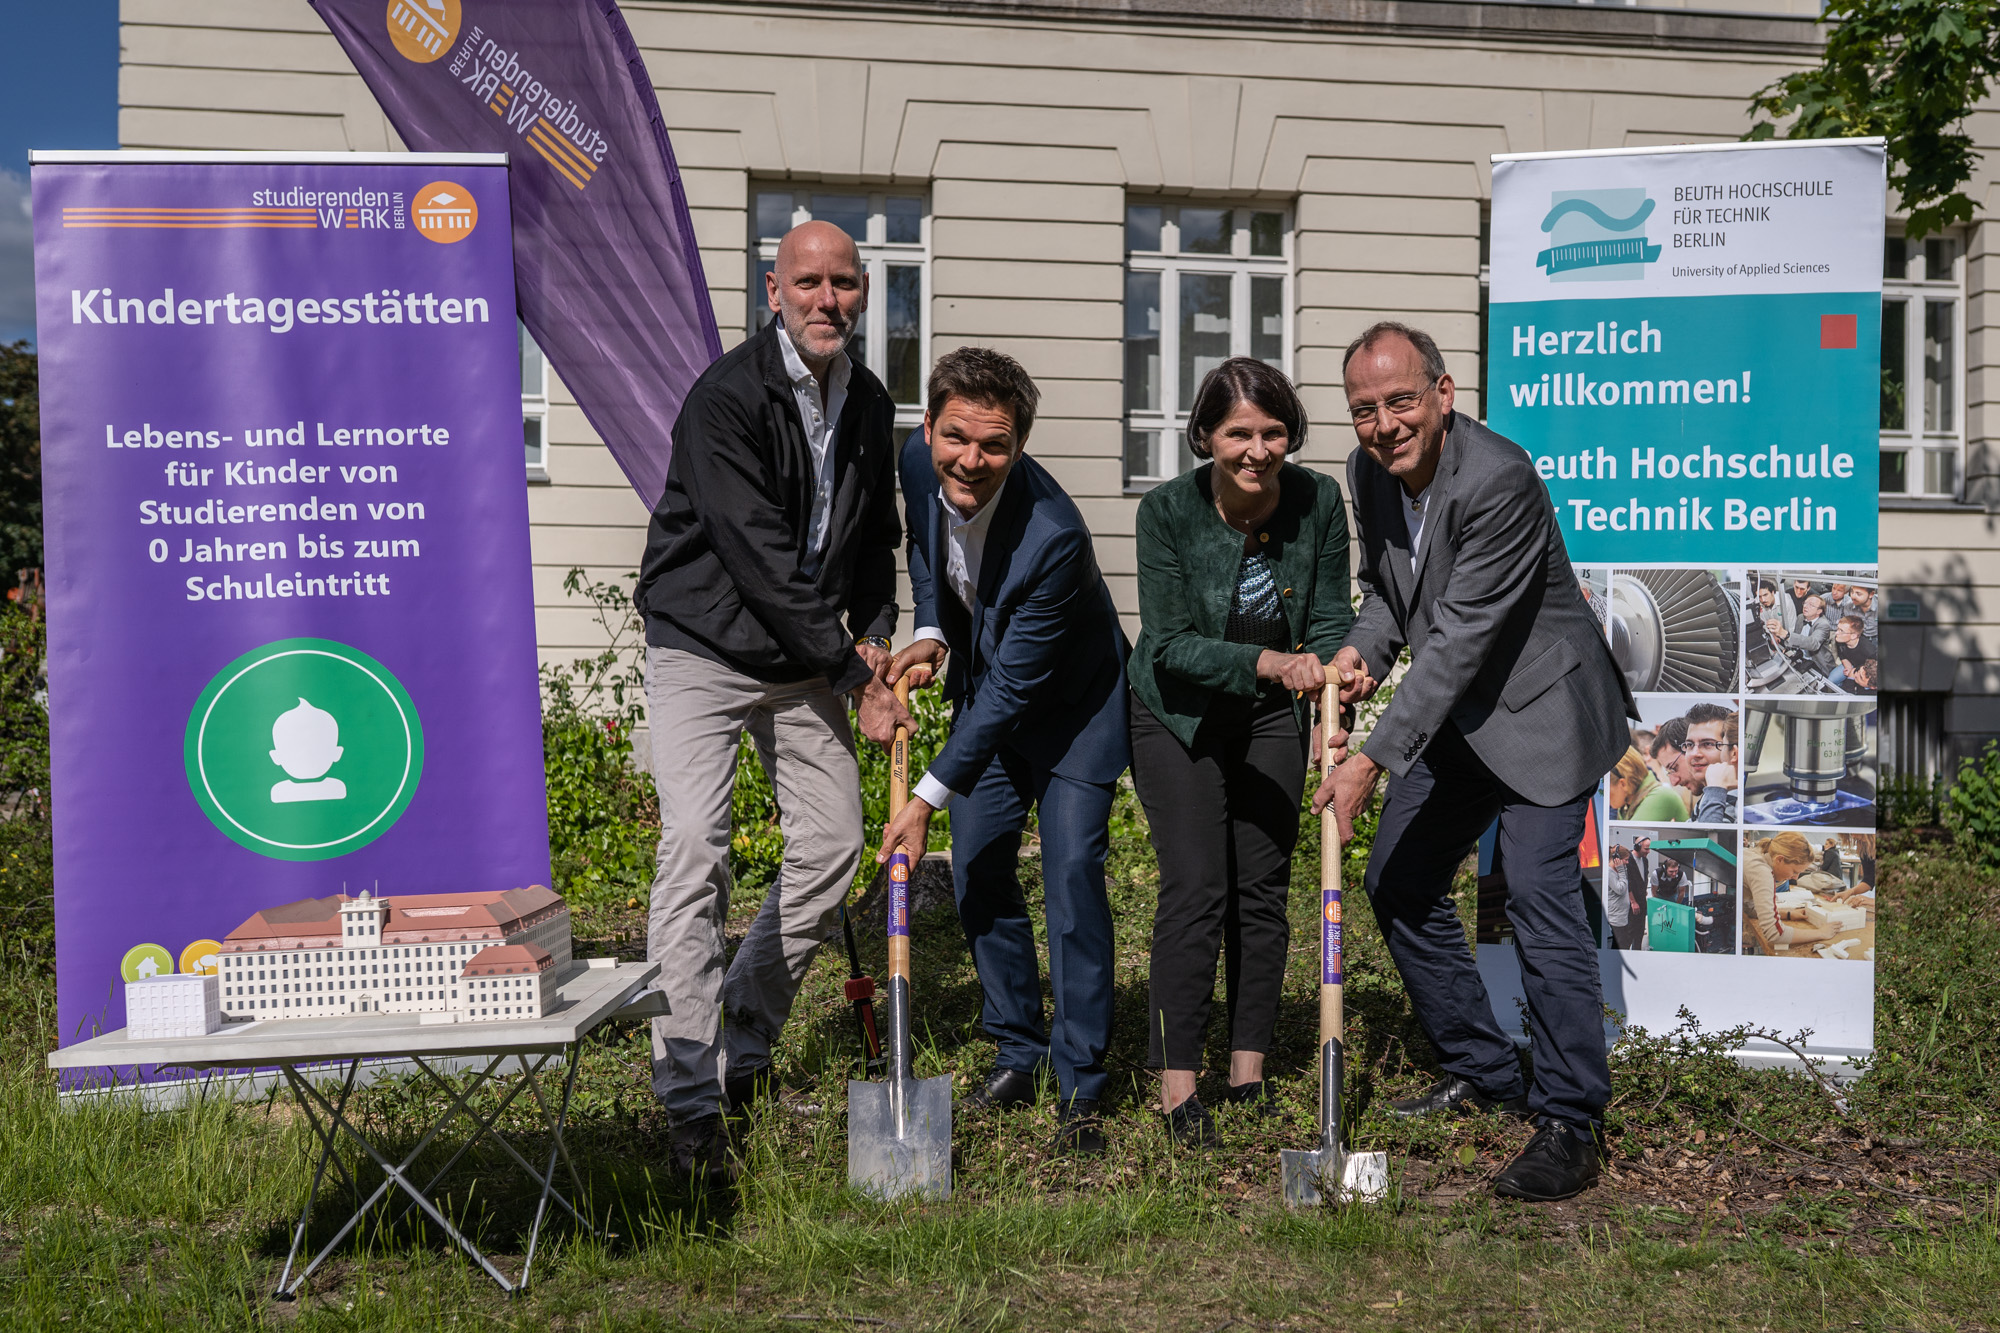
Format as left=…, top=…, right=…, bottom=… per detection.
left=890, top=638, right=946, bottom=692
left=855, top=676, right=919, bottom=748
left=1311, top=751, right=1382, bottom=844
left=876, top=795, right=935, bottom=865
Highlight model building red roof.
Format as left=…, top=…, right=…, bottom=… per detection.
left=224, top=886, right=563, bottom=948
left=223, top=894, right=343, bottom=945
left=382, top=885, right=563, bottom=939
left=463, top=942, right=555, bottom=975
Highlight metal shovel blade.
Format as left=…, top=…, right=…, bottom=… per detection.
left=1281, top=1146, right=1391, bottom=1206
left=847, top=1074, right=953, bottom=1201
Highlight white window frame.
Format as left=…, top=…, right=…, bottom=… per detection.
left=1123, top=201, right=1294, bottom=491
left=1880, top=233, right=1965, bottom=500
left=749, top=188, right=931, bottom=431
left=521, top=322, right=549, bottom=484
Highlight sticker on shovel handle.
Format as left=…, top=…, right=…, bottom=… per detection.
left=888, top=853, right=911, bottom=938
left=1323, top=889, right=1343, bottom=985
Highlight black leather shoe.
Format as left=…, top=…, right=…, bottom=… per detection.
left=1493, top=1119, right=1601, bottom=1201
left=1056, top=1098, right=1107, bottom=1156
left=969, top=1067, right=1039, bottom=1110
left=1163, top=1095, right=1216, bottom=1147
left=1386, top=1075, right=1529, bottom=1120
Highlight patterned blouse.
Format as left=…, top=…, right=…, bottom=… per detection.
left=1224, top=551, right=1288, bottom=648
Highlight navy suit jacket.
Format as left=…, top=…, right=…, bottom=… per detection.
left=899, top=430, right=1130, bottom=793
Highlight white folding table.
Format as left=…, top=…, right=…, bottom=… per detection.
left=50, top=958, right=660, bottom=1298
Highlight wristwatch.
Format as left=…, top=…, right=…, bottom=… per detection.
left=859, top=635, right=892, bottom=652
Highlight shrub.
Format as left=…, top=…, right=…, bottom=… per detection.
left=1881, top=768, right=1944, bottom=829
left=0, top=597, right=51, bottom=958
left=1942, top=739, right=2000, bottom=866
left=540, top=570, right=659, bottom=904
left=542, top=569, right=957, bottom=903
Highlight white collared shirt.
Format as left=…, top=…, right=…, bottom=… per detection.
left=911, top=474, right=1011, bottom=809
left=1403, top=485, right=1430, bottom=572
left=774, top=323, right=851, bottom=576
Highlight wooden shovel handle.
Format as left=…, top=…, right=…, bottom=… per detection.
left=888, top=675, right=912, bottom=979
left=1320, top=681, right=1342, bottom=1049
left=891, top=677, right=911, bottom=816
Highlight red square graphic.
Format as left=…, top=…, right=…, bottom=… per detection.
left=1821, top=313, right=1858, bottom=349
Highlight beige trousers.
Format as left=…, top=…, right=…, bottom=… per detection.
left=643, top=645, right=863, bottom=1122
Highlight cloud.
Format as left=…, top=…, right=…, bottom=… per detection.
left=0, top=171, right=33, bottom=347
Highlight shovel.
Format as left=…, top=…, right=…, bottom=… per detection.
left=1281, top=681, right=1390, bottom=1206
left=848, top=676, right=953, bottom=1200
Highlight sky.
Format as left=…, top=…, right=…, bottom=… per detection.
left=0, top=3, right=120, bottom=347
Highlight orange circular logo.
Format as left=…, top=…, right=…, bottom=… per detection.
left=412, top=182, right=477, bottom=243
left=890, top=861, right=910, bottom=882
left=388, top=0, right=461, bottom=63
left=180, top=939, right=222, bottom=976
left=1324, top=900, right=1342, bottom=925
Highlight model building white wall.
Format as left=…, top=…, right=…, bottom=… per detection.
left=126, top=973, right=220, bottom=1040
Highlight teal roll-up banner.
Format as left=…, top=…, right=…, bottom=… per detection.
left=1485, top=139, right=1885, bottom=1066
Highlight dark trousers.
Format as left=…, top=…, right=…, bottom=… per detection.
left=1131, top=693, right=1305, bottom=1070
left=1363, top=723, right=1610, bottom=1129
left=950, top=746, right=1116, bottom=1103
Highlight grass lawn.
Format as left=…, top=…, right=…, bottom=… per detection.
left=1, top=804, right=1996, bottom=1330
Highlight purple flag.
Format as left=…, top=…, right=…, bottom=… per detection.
left=311, top=0, right=722, bottom=506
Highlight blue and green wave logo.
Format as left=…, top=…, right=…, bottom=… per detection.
left=1536, top=190, right=1661, bottom=280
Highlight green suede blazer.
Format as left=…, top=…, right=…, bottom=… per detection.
left=1131, top=461, right=1355, bottom=747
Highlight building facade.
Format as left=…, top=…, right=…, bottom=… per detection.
left=118, top=0, right=2000, bottom=779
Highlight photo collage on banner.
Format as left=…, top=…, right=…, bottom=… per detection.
left=1487, top=138, right=1885, bottom=1053
left=1586, top=563, right=1877, bottom=963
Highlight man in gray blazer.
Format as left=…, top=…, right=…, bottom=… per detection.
left=1315, top=321, right=1635, bottom=1202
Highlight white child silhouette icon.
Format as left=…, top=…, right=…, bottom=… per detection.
left=269, top=697, right=348, bottom=803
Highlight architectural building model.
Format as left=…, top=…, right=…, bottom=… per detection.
left=217, top=886, right=571, bottom=1022
left=1801, top=898, right=1868, bottom=933
left=455, top=942, right=557, bottom=1022
left=126, top=972, right=221, bottom=1040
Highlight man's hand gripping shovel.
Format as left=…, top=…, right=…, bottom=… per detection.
left=847, top=675, right=953, bottom=1200
left=1281, top=682, right=1390, bottom=1206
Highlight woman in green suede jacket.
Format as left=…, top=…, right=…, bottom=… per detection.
left=1130, top=357, right=1353, bottom=1146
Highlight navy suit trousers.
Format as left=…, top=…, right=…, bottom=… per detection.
left=1362, top=723, right=1609, bottom=1129
left=950, top=747, right=1116, bottom=1103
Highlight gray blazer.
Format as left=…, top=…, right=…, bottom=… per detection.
left=1345, top=412, right=1636, bottom=806
left=1788, top=613, right=1838, bottom=673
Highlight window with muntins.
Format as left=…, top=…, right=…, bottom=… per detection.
left=1123, top=202, right=1293, bottom=489
left=749, top=189, right=930, bottom=429
left=1880, top=235, right=1963, bottom=499
left=521, top=321, right=549, bottom=482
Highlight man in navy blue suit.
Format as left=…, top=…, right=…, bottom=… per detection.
left=878, top=347, right=1130, bottom=1155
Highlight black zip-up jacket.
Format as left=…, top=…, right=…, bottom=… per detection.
left=636, top=320, right=900, bottom=695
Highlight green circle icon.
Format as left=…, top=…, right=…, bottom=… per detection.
left=121, top=943, right=174, bottom=982
left=184, top=638, right=425, bottom=861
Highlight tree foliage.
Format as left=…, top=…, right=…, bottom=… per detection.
left=0, top=343, right=41, bottom=576
left=1749, top=0, right=2000, bottom=239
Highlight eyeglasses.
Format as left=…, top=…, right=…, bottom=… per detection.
left=1677, top=738, right=1729, bottom=757
left=1347, top=376, right=1441, bottom=427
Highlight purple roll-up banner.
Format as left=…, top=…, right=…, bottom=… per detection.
left=32, top=152, right=550, bottom=1075
left=310, top=0, right=722, bottom=508
left=888, top=855, right=911, bottom=940
left=1323, top=888, right=1342, bottom=987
